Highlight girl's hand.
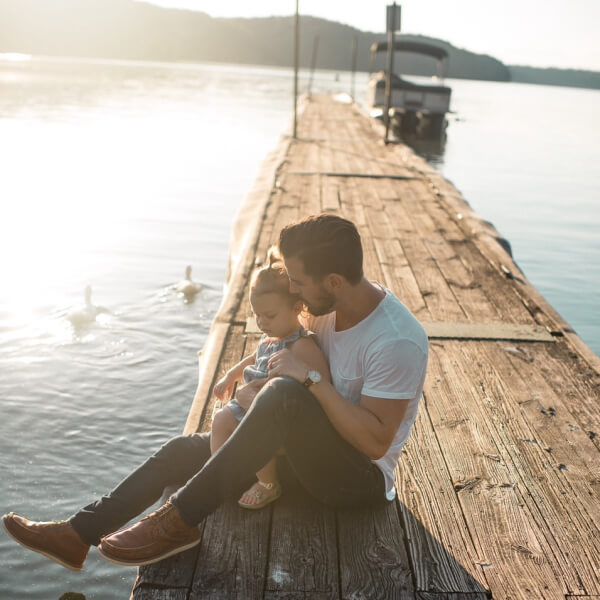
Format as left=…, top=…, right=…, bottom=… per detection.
left=267, top=348, right=309, bottom=383
left=213, top=372, right=235, bottom=401
left=236, top=378, right=268, bottom=410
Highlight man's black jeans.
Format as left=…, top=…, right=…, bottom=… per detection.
left=70, top=377, right=387, bottom=546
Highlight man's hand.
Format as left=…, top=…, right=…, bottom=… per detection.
left=267, top=348, right=309, bottom=384
left=236, top=377, right=268, bottom=410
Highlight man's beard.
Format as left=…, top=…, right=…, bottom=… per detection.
left=302, top=291, right=336, bottom=317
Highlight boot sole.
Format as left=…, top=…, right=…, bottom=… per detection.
left=97, top=537, right=201, bottom=567
left=2, top=516, right=83, bottom=572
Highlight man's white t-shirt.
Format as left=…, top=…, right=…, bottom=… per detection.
left=301, top=286, right=428, bottom=500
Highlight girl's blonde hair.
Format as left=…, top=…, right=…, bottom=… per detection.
left=250, top=246, right=300, bottom=306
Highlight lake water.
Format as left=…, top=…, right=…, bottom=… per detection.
left=0, top=56, right=598, bottom=599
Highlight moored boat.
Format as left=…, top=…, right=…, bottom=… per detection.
left=367, top=40, right=451, bottom=138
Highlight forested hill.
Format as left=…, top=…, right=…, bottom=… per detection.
left=0, top=0, right=597, bottom=89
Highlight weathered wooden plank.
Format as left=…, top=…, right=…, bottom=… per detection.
left=321, top=176, right=340, bottom=212
left=488, top=342, right=600, bottom=480
left=234, top=192, right=295, bottom=324
left=397, top=409, right=489, bottom=594
left=373, top=237, right=430, bottom=318
left=387, top=182, right=505, bottom=324
left=130, top=587, right=190, bottom=600
left=263, top=594, right=335, bottom=600
left=190, top=501, right=271, bottom=599
left=264, top=483, right=338, bottom=599
left=339, top=182, right=386, bottom=284
left=337, top=500, right=415, bottom=599
left=184, top=321, right=231, bottom=435
left=421, top=322, right=554, bottom=342
left=352, top=176, right=385, bottom=210
left=377, top=193, right=466, bottom=321
left=289, top=170, right=418, bottom=180
left=539, top=344, right=600, bottom=451
left=298, top=171, right=322, bottom=217
left=193, top=324, right=249, bottom=434
left=420, top=191, right=537, bottom=326
left=461, top=343, right=600, bottom=594
left=425, top=342, right=566, bottom=599
left=416, top=594, right=490, bottom=600
left=133, top=545, right=201, bottom=592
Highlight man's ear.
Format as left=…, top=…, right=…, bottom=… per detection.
left=323, top=273, right=344, bottom=291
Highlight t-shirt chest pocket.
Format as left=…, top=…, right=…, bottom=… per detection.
left=334, top=372, right=363, bottom=405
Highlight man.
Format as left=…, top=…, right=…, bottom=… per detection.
left=3, top=213, right=428, bottom=569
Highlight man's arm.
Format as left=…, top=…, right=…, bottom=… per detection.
left=308, top=382, right=408, bottom=459
left=267, top=349, right=409, bottom=459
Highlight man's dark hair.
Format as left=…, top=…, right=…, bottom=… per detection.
left=279, top=213, right=363, bottom=284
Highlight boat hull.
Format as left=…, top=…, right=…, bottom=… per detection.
left=367, top=71, right=451, bottom=115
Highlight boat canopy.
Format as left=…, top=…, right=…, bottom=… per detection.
left=369, top=41, right=448, bottom=60
left=369, top=40, right=449, bottom=78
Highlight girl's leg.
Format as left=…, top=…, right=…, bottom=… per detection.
left=255, top=458, right=278, bottom=485
left=214, top=405, right=281, bottom=508
left=238, top=457, right=280, bottom=508
left=171, top=377, right=386, bottom=526
left=210, top=407, right=239, bottom=454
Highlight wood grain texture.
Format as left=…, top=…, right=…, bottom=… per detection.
left=190, top=501, right=272, bottom=600
left=426, top=343, right=566, bottom=599
left=396, top=409, right=489, bottom=594
left=133, top=544, right=201, bottom=590
left=130, top=587, right=189, bottom=600
left=264, top=486, right=338, bottom=599
left=194, top=324, right=248, bottom=435
left=416, top=594, right=491, bottom=600
left=416, top=594, right=490, bottom=600
left=337, top=500, right=414, bottom=599
left=464, top=342, right=600, bottom=594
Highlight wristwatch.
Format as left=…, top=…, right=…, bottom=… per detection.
left=303, top=369, right=322, bottom=388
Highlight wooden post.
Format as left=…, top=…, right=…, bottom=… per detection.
left=384, top=3, right=400, bottom=143
left=293, top=0, right=300, bottom=139
left=308, top=34, right=319, bottom=95
left=351, top=35, right=358, bottom=100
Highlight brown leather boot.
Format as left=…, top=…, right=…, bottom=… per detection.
left=97, top=501, right=200, bottom=566
left=2, top=512, right=90, bottom=571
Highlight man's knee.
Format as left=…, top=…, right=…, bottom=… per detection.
left=156, top=434, right=203, bottom=463
left=251, top=376, right=318, bottom=418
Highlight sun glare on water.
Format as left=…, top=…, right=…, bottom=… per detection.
left=0, top=116, right=140, bottom=327
left=0, top=82, right=227, bottom=340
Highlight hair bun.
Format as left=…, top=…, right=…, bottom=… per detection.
left=266, top=246, right=282, bottom=269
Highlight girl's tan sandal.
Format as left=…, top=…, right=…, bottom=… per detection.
left=238, top=481, right=282, bottom=510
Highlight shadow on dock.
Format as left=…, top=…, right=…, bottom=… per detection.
left=134, top=463, right=489, bottom=599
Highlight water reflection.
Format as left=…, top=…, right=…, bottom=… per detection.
left=401, top=132, right=447, bottom=167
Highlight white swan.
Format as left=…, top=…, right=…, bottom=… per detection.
left=67, top=285, right=107, bottom=328
left=175, top=265, right=202, bottom=301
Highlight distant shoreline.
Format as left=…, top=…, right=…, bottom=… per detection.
left=1, top=0, right=599, bottom=91
left=2, top=52, right=599, bottom=94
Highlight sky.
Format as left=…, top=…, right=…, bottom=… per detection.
left=138, top=0, right=600, bottom=71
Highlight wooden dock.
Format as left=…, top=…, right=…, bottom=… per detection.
left=131, top=94, right=600, bottom=600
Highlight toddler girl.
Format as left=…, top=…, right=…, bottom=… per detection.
left=211, top=248, right=329, bottom=509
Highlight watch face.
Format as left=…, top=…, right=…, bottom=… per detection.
left=308, top=370, right=321, bottom=384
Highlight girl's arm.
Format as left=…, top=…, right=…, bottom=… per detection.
left=237, top=338, right=329, bottom=411
left=213, top=352, right=256, bottom=400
